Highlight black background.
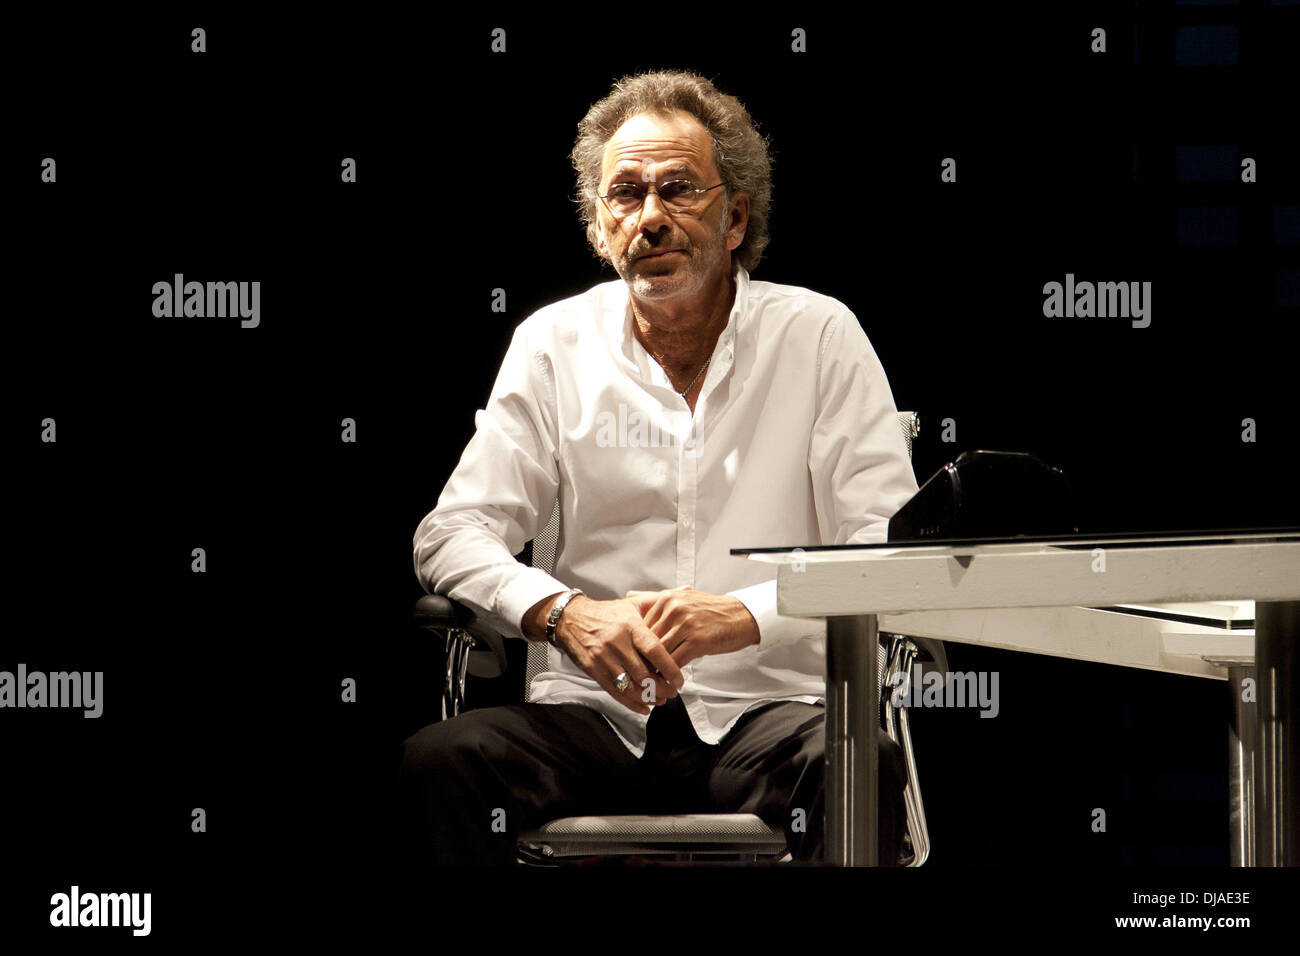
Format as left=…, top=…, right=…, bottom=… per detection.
left=6, top=2, right=1299, bottom=944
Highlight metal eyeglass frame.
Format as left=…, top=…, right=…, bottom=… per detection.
left=596, top=180, right=728, bottom=219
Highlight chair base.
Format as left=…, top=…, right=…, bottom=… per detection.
left=514, top=813, right=918, bottom=866
left=516, top=813, right=790, bottom=865
left=517, top=847, right=794, bottom=866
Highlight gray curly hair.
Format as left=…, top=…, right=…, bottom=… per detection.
left=571, top=70, right=774, bottom=273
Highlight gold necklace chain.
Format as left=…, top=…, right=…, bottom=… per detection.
left=649, top=346, right=711, bottom=396
left=676, top=355, right=711, bottom=397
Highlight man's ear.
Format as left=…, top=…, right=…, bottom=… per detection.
left=727, top=191, right=750, bottom=251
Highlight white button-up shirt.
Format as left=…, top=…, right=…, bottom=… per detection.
left=413, top=262, right=918, bottom=758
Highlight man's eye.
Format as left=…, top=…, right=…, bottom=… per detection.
left=660, top=181, right=694, bottom=201
left=608, top=184, right=640, bottom=200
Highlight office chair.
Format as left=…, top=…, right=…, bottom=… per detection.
left=413, top=411, right=946, bottom=865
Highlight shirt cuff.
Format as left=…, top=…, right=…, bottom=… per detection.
left=494, top=567, right=572, bottom=640
left=729, top=578, right=826, bottom=649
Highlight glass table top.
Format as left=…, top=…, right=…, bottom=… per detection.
left=732, top=526, right=1300, bottom=560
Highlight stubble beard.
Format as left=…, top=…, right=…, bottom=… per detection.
left=614, top=216, right=731, bottom=302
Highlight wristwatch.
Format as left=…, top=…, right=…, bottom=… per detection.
left=545, top=588, right=584, bottom=646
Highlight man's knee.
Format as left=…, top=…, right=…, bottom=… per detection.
left=399, top=713, right=490, bottom=784
left=799, top=721, right=908, bottom=792
left=780, top=720, right=910, bottom=864
left=396, top=713, right=519, bottom=867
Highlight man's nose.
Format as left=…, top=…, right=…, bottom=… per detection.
left=636, top=188, right=673, bottom=231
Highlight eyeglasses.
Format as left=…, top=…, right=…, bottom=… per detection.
left=596, top=179, right=727, bottom=219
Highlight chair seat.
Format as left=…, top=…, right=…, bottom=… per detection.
left=518, top=813, right=788, bottom=859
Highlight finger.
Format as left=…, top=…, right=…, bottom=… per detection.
left=639, top=593, right=672, bottom=633
left=626, top=667, right=675, bottom=708
left=657, top=621, right=687, bottom=656
left=601, top=636, right=671, bottom=713
left=571, top=634, right=652, bottom=715
left=613, top=638, right=677, bottom=704
left=625, top=589, right=670, bottom=600
left=660, top=623, right=698, bottom=666
left=669, top=640, right=698, bottom=669
left=634, top=595, right=665, bottom=632
left=630, top=620, right=686, bottom=692
left=624, top=590, right=658, bottom=613
left=596, top=659, right=652, bottom=716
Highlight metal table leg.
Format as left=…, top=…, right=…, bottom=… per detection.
left=1254, top=600, right=1299, bottom=866
left=1226, top=664, right=1256, bottom=866
left=826, top=613, right=878, bottom=866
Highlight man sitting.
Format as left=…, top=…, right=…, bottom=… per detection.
left=400, top=69, right=919, bottom=866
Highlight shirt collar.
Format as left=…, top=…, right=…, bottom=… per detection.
left=607, top=261, right=748, bottom=385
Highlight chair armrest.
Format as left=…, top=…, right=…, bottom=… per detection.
left=412, top=594, right=508, bottom=679
left=413, top=593, right=473, bottom=629
left=910, top=636, right=948, bottom=681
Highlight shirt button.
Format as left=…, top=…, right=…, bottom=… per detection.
left=684, top=439, right=695, bottom=451
left=683, top=517, right=693, bottom=529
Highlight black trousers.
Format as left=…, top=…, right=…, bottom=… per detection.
left=396, top=693, right=909, bottom=866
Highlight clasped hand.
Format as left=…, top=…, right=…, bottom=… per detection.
left=552, top=586, right=759, bottom=716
